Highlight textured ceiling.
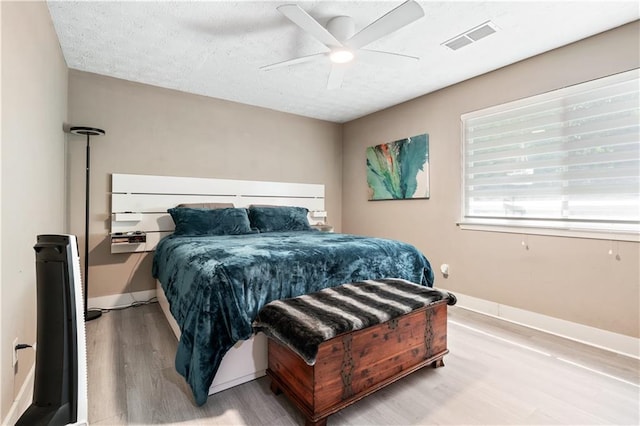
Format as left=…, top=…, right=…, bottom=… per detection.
left=47, top=1, right=639, bottom=123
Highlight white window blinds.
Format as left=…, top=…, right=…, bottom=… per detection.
left=462, top=69, right=640, bottom=235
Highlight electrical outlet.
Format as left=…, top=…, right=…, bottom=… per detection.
left=12, top=337, right=18, bottom=367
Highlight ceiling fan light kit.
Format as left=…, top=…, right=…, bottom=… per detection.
left=262, top=0, right=425, bottom=89
left=329, top=49, right=354, bottom=64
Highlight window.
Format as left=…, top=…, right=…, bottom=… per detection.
left=461, top=69, right=639, bottom=238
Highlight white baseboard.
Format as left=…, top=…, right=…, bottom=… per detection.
left=7, top=289, right=635, bottom=426
left=448, top=290, right=639, bottom=359
left=88, top=289, right=157, bottom=310
left=88, top=288, right=639, bottom=358
left=3, top=365, right=34, bottom=425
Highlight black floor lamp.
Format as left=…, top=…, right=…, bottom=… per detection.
left=69, top=126, right=105, bottom=322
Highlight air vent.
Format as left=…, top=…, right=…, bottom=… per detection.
left=442, top=21, right=498, bottom=51
left=444, top=37, right=473, bottom=51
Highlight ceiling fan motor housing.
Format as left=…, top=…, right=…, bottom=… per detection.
left=326, top=16, right=355, bottom=42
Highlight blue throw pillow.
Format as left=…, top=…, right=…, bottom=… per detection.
left=248, top=206, right=312, bottom=232
left=168, top=207, right=253, bottom=236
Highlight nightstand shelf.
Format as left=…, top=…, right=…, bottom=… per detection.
left=111, top=231, right=147, bottom=254
left=311, top=224, right=334, bottom=232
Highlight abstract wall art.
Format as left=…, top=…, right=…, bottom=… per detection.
left=366, top=133, right=429, bottom=200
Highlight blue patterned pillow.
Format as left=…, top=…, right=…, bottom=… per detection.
left=248, top=206, right=312, bottom=232
left=168, top=207, right=253, bottom=236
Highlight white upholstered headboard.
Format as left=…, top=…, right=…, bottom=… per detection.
left=110, top=173, right=325, bottom=253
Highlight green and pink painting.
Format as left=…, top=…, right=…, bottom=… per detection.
left=366, top=133, right=429, bottom=200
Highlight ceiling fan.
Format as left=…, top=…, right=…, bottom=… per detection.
left=261, top=0, right=425, bottom=89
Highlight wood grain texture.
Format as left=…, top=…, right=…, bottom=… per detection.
left=265, top=302, right=450, bottom=424
left=86, top=304, right=639, bottom=425
left=85, top=306, right=127, bottom=424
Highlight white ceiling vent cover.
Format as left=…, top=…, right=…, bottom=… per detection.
left=442, top=21, right=498, bottom=51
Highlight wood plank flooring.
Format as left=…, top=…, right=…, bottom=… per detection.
left=86, top=304, right=639, bottom=425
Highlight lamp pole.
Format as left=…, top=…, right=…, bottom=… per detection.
left=69, top=126, right=105, bottom=322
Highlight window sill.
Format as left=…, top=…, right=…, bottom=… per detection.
left=457, top=222, right=640, bottom=242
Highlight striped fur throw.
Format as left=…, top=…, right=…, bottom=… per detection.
left=253, top=278, right=456, bottom=365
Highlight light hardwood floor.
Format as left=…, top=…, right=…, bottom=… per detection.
left=86, top=303, right=639, bottom=425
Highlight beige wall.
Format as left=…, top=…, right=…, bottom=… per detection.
left=342, top=21, right=640, bottom=338
left=0, top=9, right=637, bottom=422
left=1, top=1, right=68, bottom=420
left=67, top=71, right=343, bottom=298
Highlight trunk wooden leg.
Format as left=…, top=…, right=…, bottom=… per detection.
left=432, top=358, right=445, bottom=368
left=270, top=380, right=282, bottom=395
left=305, top=418, right=327, bottom=426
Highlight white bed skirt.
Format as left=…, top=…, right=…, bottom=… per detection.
left=156, top=281, right=268, bottom=395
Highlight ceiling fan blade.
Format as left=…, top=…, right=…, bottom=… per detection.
left=327, top=64, right=347, bottom=90
left=260, top=52, right=326, bottom=71
left=277, top=4, right=343, bottom=48
left=345, top=0, right=425, bottom=50
left=357, top=49, right=420, bottom=66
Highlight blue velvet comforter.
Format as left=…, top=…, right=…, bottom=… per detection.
left=152, top=231, right=434, bottom=405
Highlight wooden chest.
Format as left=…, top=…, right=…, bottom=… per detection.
left=266, top=300, right=449, bottom=426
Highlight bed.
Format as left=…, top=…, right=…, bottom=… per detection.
left=152, top=229, right=434, bottom=406
left=110, top=174, right=434, bottom=406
